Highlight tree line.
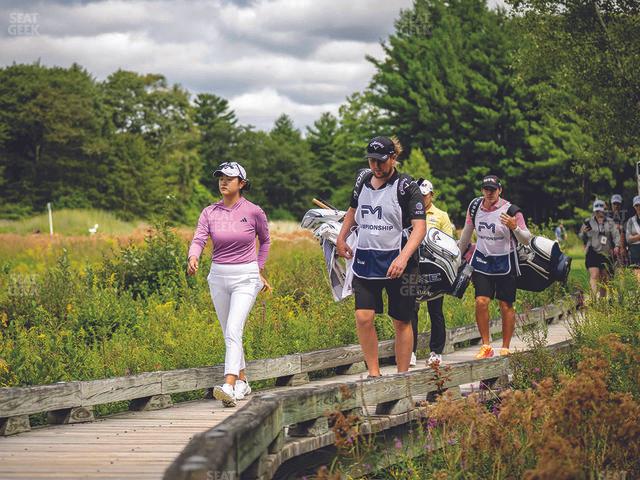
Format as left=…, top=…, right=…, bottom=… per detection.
left=0, top=0, right=638, bottom=226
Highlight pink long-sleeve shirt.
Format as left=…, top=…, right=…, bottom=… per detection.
left=188, top=197, right=270, bottom=270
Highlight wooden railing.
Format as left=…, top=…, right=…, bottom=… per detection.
left=164, top=338, right=576, bottom=480
left=0, top=297, right=576, bottom=437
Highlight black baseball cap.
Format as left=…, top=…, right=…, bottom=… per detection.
left=481, top=175, right=502, bottom=190
left=365, top=136, right=395, bottom=161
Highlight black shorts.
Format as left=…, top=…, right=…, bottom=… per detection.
left=585, top=248, right=614, bottom=274
left=352, top=262, right=419, bottom=322
left=472, top=270, right=517, bottom=304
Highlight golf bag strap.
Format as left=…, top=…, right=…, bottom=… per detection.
left=469, top=197, right=483, bottom=226
left=352, top=168, right=373, bottom=201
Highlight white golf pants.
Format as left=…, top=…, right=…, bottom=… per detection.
left=207, top=262, right=263, bottom=376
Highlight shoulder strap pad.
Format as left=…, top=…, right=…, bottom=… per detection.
left=352, top=168, right=373, bottom=199
left=469, top=197, right=483, bottom=227
left=507, top=204, right=521, bottom=217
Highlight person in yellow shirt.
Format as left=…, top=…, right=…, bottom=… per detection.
left=411, top=179, right=454, bottom=367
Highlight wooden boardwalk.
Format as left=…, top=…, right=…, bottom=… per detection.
left=0, top=319, right=573, bottom=480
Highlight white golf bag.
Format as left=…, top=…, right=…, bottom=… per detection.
left=301, top=208, right=354, bottom=301
left=301, top=208, right=473, bottom=302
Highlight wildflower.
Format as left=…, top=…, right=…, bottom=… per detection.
left=394, top=437, right=402, bottom=449
left=533, top=367, right=541, bottom=373
left=426, top=417, right=438, bottom=429
left=0, top=358, right=9, bottom=375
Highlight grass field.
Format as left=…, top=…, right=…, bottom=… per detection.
left=0, top=208, right=146, bottom=236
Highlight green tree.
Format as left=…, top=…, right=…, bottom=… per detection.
left=194, top=93, right=239, bottom=189
left=329, top=93, right=385, bottom=209
left=0, top=63, right=108, bottom=212
left=507, top=0, right=640, bottom=202
left=367, top=0, right=600, bottom=222
left=100, top=70, right=202, bottom=221
left=306, top=112, right=339, bottom=201
left=398, top=148, right=433, bottom=181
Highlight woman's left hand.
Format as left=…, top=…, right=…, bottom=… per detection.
left=260, top=273, right=272, bottom=294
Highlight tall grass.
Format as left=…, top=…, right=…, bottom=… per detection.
left=0, top=219, right=584, bottom=391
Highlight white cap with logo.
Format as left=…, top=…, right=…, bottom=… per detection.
left=633, top=195, right=640, bottom=207
left=611, top=194, right=623, bottom=204
left=418, top=178, right=433, bottom=195
left=593, top=199, right=606, bottom=212
left=213, top=162, right=247, bottom=180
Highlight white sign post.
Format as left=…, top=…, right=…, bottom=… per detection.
left=47, top=202, right=53, bottom=237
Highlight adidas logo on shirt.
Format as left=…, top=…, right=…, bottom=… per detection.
left=240, top=217, right=248, bottom=222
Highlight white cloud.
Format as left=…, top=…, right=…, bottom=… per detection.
left=229, top=87, right=339, bottom=130
left=0, top=0, right=412, bottom=129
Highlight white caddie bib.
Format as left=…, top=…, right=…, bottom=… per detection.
left=471, top=201, right=516, bottom=275
left=352, top=178, right=403, bottom=279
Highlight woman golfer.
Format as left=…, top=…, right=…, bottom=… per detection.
left=187, top=162, right=271, bottom=407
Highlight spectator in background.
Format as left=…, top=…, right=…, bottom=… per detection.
left=555, top=222, right=567, bottom=246
left=580, top=199, right=621, bottom=297
left=625, top=195, right=640, bottom=282
left=609, top=194, right=628, bottom=266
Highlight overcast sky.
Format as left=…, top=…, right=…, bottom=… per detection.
left=1, top=0, right=503, bottom=131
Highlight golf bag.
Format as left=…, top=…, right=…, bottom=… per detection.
left=416, top=228, right=473, bottom=301
left=301, top=208, right=354, bottom=301
left=302, top=208, right=474, bottom=302
left=516, top=236, right=572, bottom=292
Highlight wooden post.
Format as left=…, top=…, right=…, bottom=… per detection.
left=268, top=428, right=285, bottom=454
left=288, top=416, right=329, bottom=437
left=0, top=415, right=30, bottom=436
left=275, top=373, right=309, bottom=387
left=129, top=394, right=173, bottom=411
left=241, top=451, right=270, bottom=479
left=47, top=406, right=94, bottom=425
left=374, top=397, right=413, bottom=415
left=335, top=362, right=367, bottom=375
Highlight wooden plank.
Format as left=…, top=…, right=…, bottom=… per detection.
left=300, top=344, right=363, bottom=372
left=81, top=372, right=163, bottom=406
left=247, top=354, right=301, bottom=381
left=161, top=366, right=224, bottom=394
left=234, top=397, right=283, bottom=472
left=280, top=385, right=359, bottom=426
left=0, top=382, right=81, bottom=418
